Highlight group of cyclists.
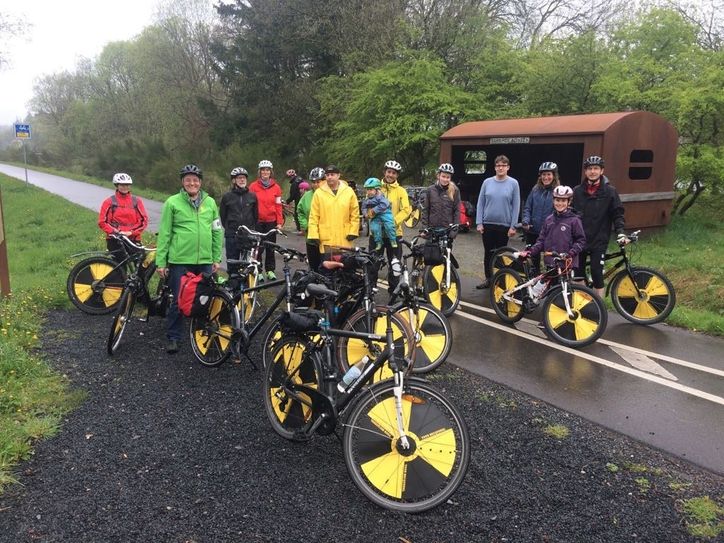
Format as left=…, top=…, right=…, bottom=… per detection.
left=98, top=154, right=628, bottom=354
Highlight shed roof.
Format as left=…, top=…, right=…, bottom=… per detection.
left=440, top=112, right=642, bottom=140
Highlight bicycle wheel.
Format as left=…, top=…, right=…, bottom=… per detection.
left=489, top=269, right=525, bottom=323
left=261, top=318, right=283, bottom=369
left=67, top=256, right=126, bottom=315
left=263, top=337, right=320, bottom=442
left=395, top=303, right=452, bottom=374
left=337, top=306, right=416, bottom=382
left=343, top=379, right=470, bottom=513
left=610, top=266, right=676, bottom=325
left=189, top=290, right=240, bottom=367
left=543, top=284, right=607, bottom=348
left=107, top=288, right=136, bottom=355
left=238, top=271, right=258, bottom=324
left=404, top=207, right=421, bottom=229
left=423, top=264, right=461, bottom=316
left=490, top=246, right=524, bottom=277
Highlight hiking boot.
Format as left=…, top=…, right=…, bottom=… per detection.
left=266, top=271, right=277, bottom=280
left=475, top=279, right=490, bottom=290
left=166, top=340, right=179, bottom=354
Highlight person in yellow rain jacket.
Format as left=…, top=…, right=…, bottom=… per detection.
left=376, top=159, right=411, bottom=294
left=307, top=164, right=360, bottom=255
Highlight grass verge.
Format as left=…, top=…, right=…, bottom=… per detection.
left=0, top=174, right=98, bottom=493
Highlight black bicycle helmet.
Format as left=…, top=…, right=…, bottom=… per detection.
left=180, top=164, right=203, bottom=179
left=583, top=156, right=604, bottom=168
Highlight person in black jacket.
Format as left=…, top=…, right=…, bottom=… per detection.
left=285, top=168, right=304, bottom=233
left=220, top=167, right=259, bottom=275
left=572, top=156, right=628, bottom=297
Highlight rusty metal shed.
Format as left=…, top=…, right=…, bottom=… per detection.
left=439, top=111, right=678, bottom=228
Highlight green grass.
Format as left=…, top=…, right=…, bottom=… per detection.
left=681, top=496, right=724, bottom=539
left=0, top=173, right=97, bottom=493
left=542, top=424, right=570, bottom=440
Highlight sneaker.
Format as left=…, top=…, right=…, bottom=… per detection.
left=166, top=340, right=179, bottom=354
left=475, top=279, right=490, bottom=290
left=295, top=230, right=303, bottom=235
left=266, top=271, right=277, bottom=280
left=536, top=321, right=546, bottom=330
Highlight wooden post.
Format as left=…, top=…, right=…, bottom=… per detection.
left=0, top=188, right=10, bottom=297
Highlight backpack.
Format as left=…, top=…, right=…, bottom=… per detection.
left=177, top=272, right=216, bottom=317
left=110, top=194, right=140, bottom=214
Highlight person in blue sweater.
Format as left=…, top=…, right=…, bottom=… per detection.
left=522, top=161, right=559, bottom=275
left=362, top=177, right=397, bottom=251
left=475, top=155, right=521, bottom=289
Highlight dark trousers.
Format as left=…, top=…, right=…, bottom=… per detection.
left=257, top=221, right=277, bottom=272
left=368, top=235, right=402, bottom=294
left=306, top=242, right=322, bottom=273
left=166, top=263, right=212, bottom=341
left=224, top=235, right=242, bottom=276
left=482, top=224, right=510, bottom=279
left=292, top=199, right=301, bottom=231
left=575, top=247, right=607, bottom=288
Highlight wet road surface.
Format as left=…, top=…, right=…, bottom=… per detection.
left=3, top=163, right=722, bottom=474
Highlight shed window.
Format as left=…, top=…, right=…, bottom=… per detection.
left=464, top=150, right=487, bottom=174
left=629, top=149, right=653, bottom=180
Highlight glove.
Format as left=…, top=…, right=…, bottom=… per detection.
left=617, top=233, right=630, bottom=246
left=346, top=234, right=358, bottom=241
left=515, top=250, right=530, bottom=259
left=307, top=238, right=320, bottom=246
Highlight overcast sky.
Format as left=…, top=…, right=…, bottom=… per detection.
left=0, top=1, right=160, bottom=125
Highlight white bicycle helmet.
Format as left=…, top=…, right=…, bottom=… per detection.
left=112, top=172, right=133, bottom=185
left=384, top=160, right=402, bottom=172
left=437, top=163, right=454, bottom=174
left=230, top=167, right=249, bottom=178
left=539, top=161, right=558, bottom=173
left=258, top=160, right=274, bottom=170
left=309, top=167, right=325, bottom=181
left=553, top=185, right=573, bottom=199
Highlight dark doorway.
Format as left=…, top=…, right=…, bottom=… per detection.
left=451, top=143, right=585, bottom=210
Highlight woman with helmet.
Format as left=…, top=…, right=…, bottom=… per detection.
left=519, top=185, right=586, bottom=270
left=373, top=159, right=411, bottom=293
left=98, top=172, right=149, bottom=260
left=475, top=155, right=520, bottom=289
left=297, top=167, right=325, bottom=270
left=421, top=163, right=461, bottom=229
left=572, top=155, right=627, bottom=297
left=219, top=167, right=258, bottom=276
left=156, top=164, right=223, bottom=353
left=522, top=161, right=560, bottom=275
left=249, top=160, right=284, bottom=280
left=362, top=177, right=397, bottom=251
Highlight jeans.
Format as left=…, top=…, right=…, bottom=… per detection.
left=166, top=263, right=213, bottom=341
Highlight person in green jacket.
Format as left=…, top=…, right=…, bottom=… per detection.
left=297, top=167, right=325, bottom=271
left=156, top=164, right=223, bottom=353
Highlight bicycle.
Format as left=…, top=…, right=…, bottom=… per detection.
left=263, top=291, right=470, bottom=512
left=189, top=237, right=307, bottom=367
left=403, top=186, right=425, bottom=228
left=387, top=239, right=453, bottom=373
left=408, top=224, right=462, bottom=316
left=260, top=247, right=417, bottom=381
left=490, top=251, right=608, bottom=348
left=67, top=234, right=155, bottom=315
left=106, top=236, right=171, bottom=355
left=582, top=230, right=676, bottom=325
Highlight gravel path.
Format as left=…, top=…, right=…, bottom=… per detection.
left=1, top=308, right=721, bottom=542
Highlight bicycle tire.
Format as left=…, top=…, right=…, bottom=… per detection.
left=423, top=264, right=461, bottom=316
left=263, top=337, right=320, bottom=442
left=261, top=318, right=283, bottom=369
left=238, top=271, right=258, bottom=324
left=67, top=256, right=126, bottom=315
left=489, top=269, right=526, bottom=323
left=394, top=303, right=451, bottom=374
left=337, top=306, right=416, bottom=382
left=404, top=207, right=421, bottom=229
left=107, top=288, right=136, bottom=355
left=490, top=246, right=525, bottom=277
left=189, top=290, right=240, bottom=367
left=610, top=266, right=675, bottom=325
left=343, top=379, right=470, bottom=513
left=543, top=284, right=607, bottom=348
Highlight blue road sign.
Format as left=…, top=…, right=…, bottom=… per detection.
left=14, top=124, right=31, bottom=140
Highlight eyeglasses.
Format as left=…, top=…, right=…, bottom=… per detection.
left=495, top=164, right=509, bottom=168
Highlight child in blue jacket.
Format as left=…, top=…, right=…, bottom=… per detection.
left=362, top=177, right=398, bottom=251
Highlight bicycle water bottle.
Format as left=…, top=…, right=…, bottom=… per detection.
left=530, top=279, right=546, bottom=299
left=390, top=257, right=402, bottom=277
left=337, top=355, right=370, bottom=393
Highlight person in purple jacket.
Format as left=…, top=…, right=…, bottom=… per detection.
left=519, top=185, right=586, bottom=270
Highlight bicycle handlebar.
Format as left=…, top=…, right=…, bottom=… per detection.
left=237, top=225, right=286, bottom=239
left=108, top=233, right=155, bottom=252
left=263, top=241, right=306, bottom=262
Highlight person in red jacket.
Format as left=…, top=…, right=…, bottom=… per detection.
left=249, top=159, right=284, bottom=279
left=98, top=172, right=149, bottom=260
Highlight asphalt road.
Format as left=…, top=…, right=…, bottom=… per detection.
left=2, top=163, right=723, bottom=475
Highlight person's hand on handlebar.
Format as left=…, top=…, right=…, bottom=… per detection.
left=617, top=233, right=631, bottom=246
left=514, top=250, right=530, bottom=259
left=157, top=267, right=168, bottom=278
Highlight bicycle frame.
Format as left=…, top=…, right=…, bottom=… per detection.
left=501, top=257, right=577, bottom=318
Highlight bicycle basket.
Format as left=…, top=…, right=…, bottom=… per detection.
left=279, top=310, right=322, bottom=333
left=423, top=239, right=444, bottom=266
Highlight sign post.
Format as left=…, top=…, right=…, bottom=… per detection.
left=0, top=188, right=10, bottom=297
left=14, top=123, right=31, bottom=185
